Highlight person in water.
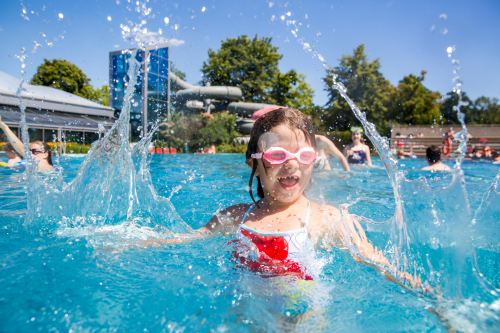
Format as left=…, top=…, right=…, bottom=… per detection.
left=0, top=116, right=54, bottom=170
left=422, top=145, right=451, bottom=171
left=1, top=142, right=25, bottom=167
left=144, top=108, right=420, bottom=288
left=343, top=127, right=373, bottom=166
left=313, top=135, right=350, bottom=171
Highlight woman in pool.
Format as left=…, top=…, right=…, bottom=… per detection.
left=343, top=127, right=372, bottom=166
left=0, top=116, right=54, bottom=170
left=145, top=108, right=420, bottom=288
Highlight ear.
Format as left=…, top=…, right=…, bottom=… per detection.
left=246, top=158, right=259, bottom=176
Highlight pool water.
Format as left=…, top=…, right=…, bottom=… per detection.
left=1, top=154, right=499, bottom=332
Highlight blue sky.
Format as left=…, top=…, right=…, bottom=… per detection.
left=1, top=0, right=499, bottom=106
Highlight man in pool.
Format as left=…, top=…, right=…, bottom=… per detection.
left=422, top=145, right=451, bottom=171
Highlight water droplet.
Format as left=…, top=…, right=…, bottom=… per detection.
left=58, top=13, right=63, bottom=19
left=164, top=17, right=169, bottom=25
left=107, top=16, right=112, bottom=21
left=202, top=7, right=206, bottom=12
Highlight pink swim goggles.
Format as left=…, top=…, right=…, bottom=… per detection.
left=251, top=147, right=317, bottom=165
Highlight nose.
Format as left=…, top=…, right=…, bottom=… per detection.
left=283, top=157, right=300, bottom=170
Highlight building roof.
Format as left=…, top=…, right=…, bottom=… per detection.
left=1, top=105, right=112, bottom=132
left=0, top=71, right=114, bottom=118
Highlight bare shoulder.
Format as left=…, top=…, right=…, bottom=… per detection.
left=315, top=134, right=327, bottom=147
left=309, top=201, right=341, bottom=222
left=217, top=203, right=252, bottom=224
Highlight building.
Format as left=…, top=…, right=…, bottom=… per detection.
left=109, top=43, right=170, bottom=142
left=0, top=71, right=114, bottom=148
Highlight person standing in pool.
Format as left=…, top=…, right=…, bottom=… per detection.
left=422, top=145, right=451, bottom=171
left=1, top=142, right=25, bottom=167
left=0, top=116, right=54, bottom=170
left=313, top=134, right=350, bottom=171
left=144, top=108, right=420, bottom=289
left=343, top=127, right=372, bottom=166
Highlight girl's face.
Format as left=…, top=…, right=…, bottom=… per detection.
left=30, top=143, right=48, bottom=163
left=5, top=150, right=17, bottom=160
left=351, top=131, right=362, bottom=143
left=254, top=125, right=314, bottom=204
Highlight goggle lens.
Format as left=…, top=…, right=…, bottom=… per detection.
left=261, top=147, right=317, bottom=165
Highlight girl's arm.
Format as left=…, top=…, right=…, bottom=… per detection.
left=139, top=204, right=250, bottom=247
left=322, top=137, right=350, bottom=172
left=311, top=205, right=422, bottom=290
left=0, top=116, right=26, bottom=158
left=364, top=145, right=373, bottom=166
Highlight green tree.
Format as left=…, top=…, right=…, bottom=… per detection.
left=440, top=92, right=500, bottom=125
left=387, top=71, right=442, bottom=125
left=201, top=35, right=282, bottom=103
left=30, top=59, right=108, bottom=106
left=170, top=62, right=187, bottom=81
left=470, top=97, right=500, bottom=124
left=270, top=70, right=315, bottom=114
left=200, top=35, right=315, bottom=110
left=322, top=44, right=392, bottom=135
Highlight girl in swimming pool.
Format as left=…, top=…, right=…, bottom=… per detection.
left=145, top=108, right=421, bottom=288
left=343, top=127, right=372, bottom=166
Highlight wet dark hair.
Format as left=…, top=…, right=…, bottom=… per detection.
left=33, top=140, right=53, bottom=166
left=426, top=145, right=441, bottom=164
left=2, top=142, right=19, bottom=156
left=245, top=108, right=316, bottom=206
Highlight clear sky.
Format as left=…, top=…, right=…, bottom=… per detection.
left=1, top=0, right=499, bottom=106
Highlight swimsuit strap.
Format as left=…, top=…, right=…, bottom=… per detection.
left=240, top=204, right=255, bottom=224
left=303, top=200, right=311, bottom=228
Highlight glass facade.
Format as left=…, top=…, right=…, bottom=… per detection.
left=109, top=45, right=170, bottom=142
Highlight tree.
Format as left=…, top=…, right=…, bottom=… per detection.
left=270, top=70, right=315, bottom=114
left=387, top=71, right=442, bottom=125
left=440, top=91, right=472, bottom=124
left=441, top=92, right=500, bottom=125
left=322, top=44, right=392, bottom=135
left=470, top=97, right=500, bottom=124
left=170, top=62, right=187, bottom=81
left=201, top=35, right=282, bottom=103
left=30, top=59, right=108, bottom=106
left=200, top=35, right=315, bottom=110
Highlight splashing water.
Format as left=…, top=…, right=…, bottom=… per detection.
left=326, top=44, right=500, bottom=330
left=5, top=2, right=500, bottom=332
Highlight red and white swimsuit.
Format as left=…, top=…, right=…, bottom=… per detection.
left=233, top=201, right=316, bottom=280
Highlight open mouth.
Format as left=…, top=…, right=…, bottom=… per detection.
left=278, top=176, right=300, bottom=191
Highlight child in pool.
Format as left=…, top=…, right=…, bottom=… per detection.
left=145, top=108, right=420, bottom=288
left=343, top=127, right=373, bottom=166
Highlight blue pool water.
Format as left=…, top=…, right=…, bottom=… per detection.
left=1, top=154, right=499, bottom=332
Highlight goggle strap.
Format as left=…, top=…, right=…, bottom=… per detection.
left=251, top=153, right=263, bottom=159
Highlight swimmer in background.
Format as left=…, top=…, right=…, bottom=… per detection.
left=142, top=108, right=422, bottom=290
left=343, top=127, right=373, bottom=166
left=422, top=145, right=451, bottom=171
left=207, top=144, right=216, bottom=154
left=0, top=116, right=54, bottom=170
left=1, top=142, right=25, bottom=167
left=313, top=135, right=350, bottom=171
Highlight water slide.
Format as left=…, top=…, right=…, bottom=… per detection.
left=169, top=72, right=280, bottom=134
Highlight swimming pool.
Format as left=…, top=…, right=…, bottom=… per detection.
left=1, top=154, right=499, bottom=332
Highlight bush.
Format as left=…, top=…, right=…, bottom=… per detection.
left=216, top=144, right=247, bottom=154
left=157, top=111, right=240, bottom=153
